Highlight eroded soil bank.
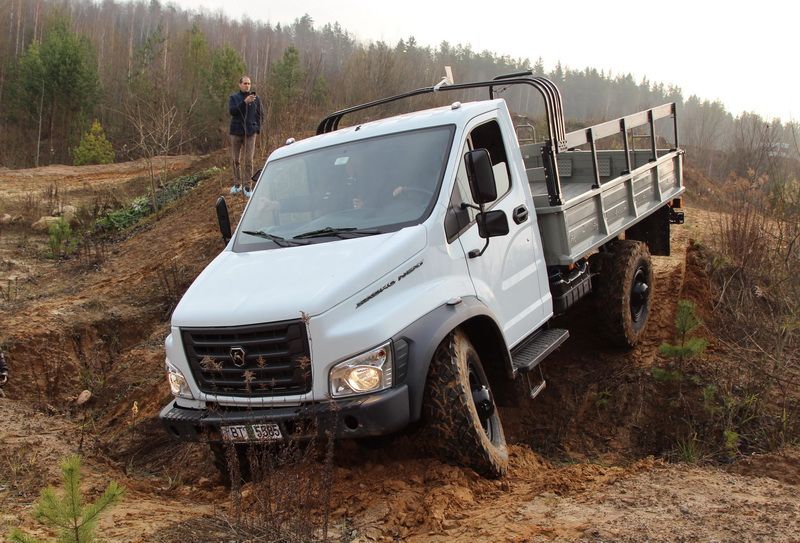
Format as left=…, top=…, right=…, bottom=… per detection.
left=1, top=160, right=798, bottom=542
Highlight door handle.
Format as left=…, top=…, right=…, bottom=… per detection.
left=513, top=205, right=529, bottom=224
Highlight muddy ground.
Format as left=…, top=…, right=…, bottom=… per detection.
left=0, top=159, right=798, bottom=542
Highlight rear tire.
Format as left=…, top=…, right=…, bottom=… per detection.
left=595, top=240, right=653, bottom=348
left=423, top=329, right=508, bottom=478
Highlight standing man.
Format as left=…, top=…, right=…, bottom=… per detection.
left=229, top=75, right=263, bottom=196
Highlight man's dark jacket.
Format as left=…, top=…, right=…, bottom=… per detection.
left=228, top=91, right=263, bottom=136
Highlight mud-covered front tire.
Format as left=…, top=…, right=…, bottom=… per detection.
left=423, top=329, right=508, bottom=478
left=595, top=240, right=653, bottom=348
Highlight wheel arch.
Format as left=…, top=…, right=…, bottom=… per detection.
left=459, top=316, right=518, bottom=406
left=392, top=296, right=512, bottom=422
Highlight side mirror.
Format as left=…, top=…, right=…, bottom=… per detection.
left=464, top=148, right=497, bottom=205
left=477, top=209, right=509, bottom=238
left=215, top=196, right=232, bottom=244
left=251, top=168, right=263, bottom=183
left=469, top=210, right=509, bottom=258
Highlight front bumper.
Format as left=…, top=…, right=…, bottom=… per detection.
left=159, top=385, right=410, bottom=442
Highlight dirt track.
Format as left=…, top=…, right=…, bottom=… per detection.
left=0, top=156, right=203, bottom=201
left=1, top=159, right=798, bottom=542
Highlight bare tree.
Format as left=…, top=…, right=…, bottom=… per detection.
left=729, top=113, right=775, bottom=183
left=123, top=95, right=196, bottom=212
left=683, top=97, right=731, bottom=176
left=789, top=121, right=800, bottom=158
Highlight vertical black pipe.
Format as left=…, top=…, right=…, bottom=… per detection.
left=542, top=142, right=563, bottom=206
left=589, top=128, right=600, bottom=189
left=648, top=109, right=657, bottom=161
left=621, top=117, right=631, bottom=174
left=672, top=103, right=679, bottom=150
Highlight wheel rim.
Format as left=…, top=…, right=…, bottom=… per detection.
left=630, top=265, right=649, bottom=322
left=468, top=359, right=497, bottom=440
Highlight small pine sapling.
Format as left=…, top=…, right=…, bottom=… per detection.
left=9, top=455, right=124, bottom=543
left=659, top=299, right=708, bottom=368
left=73, top=120, right=115, bottom=166
left=47, top=218, right=77, bottom=258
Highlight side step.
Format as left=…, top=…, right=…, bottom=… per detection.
left=511, top=328, right=569, bottom=375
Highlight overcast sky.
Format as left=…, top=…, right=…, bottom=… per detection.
left=170, top=0, right=796, bottom=122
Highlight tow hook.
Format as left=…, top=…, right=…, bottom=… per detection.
left=472, top=386, right=494, bottom=420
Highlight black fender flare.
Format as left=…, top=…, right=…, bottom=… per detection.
left=392, top=296, right=512, bottom=422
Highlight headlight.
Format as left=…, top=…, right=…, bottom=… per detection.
left=165, top=359, right=193, bottom=398
left=330, top=341, right=393, bottom=398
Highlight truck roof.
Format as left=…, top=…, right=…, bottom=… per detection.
left=268, top=99, right=505, bottom=161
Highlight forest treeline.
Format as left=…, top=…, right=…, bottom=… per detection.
left=0, top=0, right=798, bottom=185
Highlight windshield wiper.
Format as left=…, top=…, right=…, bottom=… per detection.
left=293, top=227, right=381, bottom=240
left=242, top=230, right=309, bottom=247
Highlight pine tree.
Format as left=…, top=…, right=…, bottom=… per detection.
left=12, top=41, right=47, bottom=166
left=659, top=299, right=708, bottom=366
left=16, top=16, right=100, bottom=164
left=73, top=120, right=115, bottom=165
left=206, top=45, right=246, bottom=145
left=9, top=455, right=124, bottom=543
left=207, top=45, right=246, bottom=106
left=269, top=46, right=305, bottom=114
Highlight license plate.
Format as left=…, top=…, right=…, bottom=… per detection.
left=221, top=423, right=283, bottom=442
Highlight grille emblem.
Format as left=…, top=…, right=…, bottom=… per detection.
left=230, top=347, right=247, bottom=367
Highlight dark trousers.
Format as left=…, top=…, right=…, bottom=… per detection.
left=230, top=134, right=257, bottom=186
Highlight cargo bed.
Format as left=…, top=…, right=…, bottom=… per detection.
left=518, top=104, right=684, bottom=266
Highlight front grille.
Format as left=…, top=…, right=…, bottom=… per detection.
left=181, top=320, right=312, bottom=397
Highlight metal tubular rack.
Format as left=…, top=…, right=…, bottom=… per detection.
left=315, top=72, right=678, bottom=209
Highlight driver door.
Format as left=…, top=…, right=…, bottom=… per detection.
left=449, top=114, right=550, bottom=348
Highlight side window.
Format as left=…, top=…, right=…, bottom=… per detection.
left=454, top=141, right=478, bottom=223
left=445, top=120, right=513, bottom=242
left=470, top=120, right=511, bottom=197
left=444, top=141, right=473, bottom=241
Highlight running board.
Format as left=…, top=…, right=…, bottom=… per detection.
left=511, top=328, right=569, bottom=374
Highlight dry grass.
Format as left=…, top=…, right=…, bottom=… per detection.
left=700, top=180, right=800, bottom=456
left=206, top=403, right=343, bottom=542
left=156, top=263, right=191, bottom=320
left=0, top=445, right=47, bottom=499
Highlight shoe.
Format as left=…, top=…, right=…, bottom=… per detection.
left=243, top=187, right=253, bottom=198
left=230, top=184, right=242, bottom=195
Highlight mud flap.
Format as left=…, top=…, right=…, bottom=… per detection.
left=625, top=205, right=671, bottom=256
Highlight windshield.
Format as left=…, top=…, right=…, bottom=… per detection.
left=235, top=125, right=454, bottom=250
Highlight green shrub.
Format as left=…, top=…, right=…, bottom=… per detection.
left=723, top=429, right=741, bottom=459
left=97, top=196, right=151, bottom=231
left=73, top=120, right=115, bottom=166
left=675, top=433, right=701, bottom=463
left=702, top=384, right=718, bottom=413
left=651, top=366, right=682, bottom=383
left=659, top=300, right=708, bottom=366
left=594, top=389, right=612, bottom=409
left=48, top=218, right=77, bottom=258
left=96, top=167, right=220, bottom=232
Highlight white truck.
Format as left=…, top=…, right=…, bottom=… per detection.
left=160, top=72, right=684, bottom=478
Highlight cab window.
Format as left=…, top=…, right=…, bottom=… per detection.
left=444, top=120, right=512, bottom=242
left=471, top=120, right=511, bottom=196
